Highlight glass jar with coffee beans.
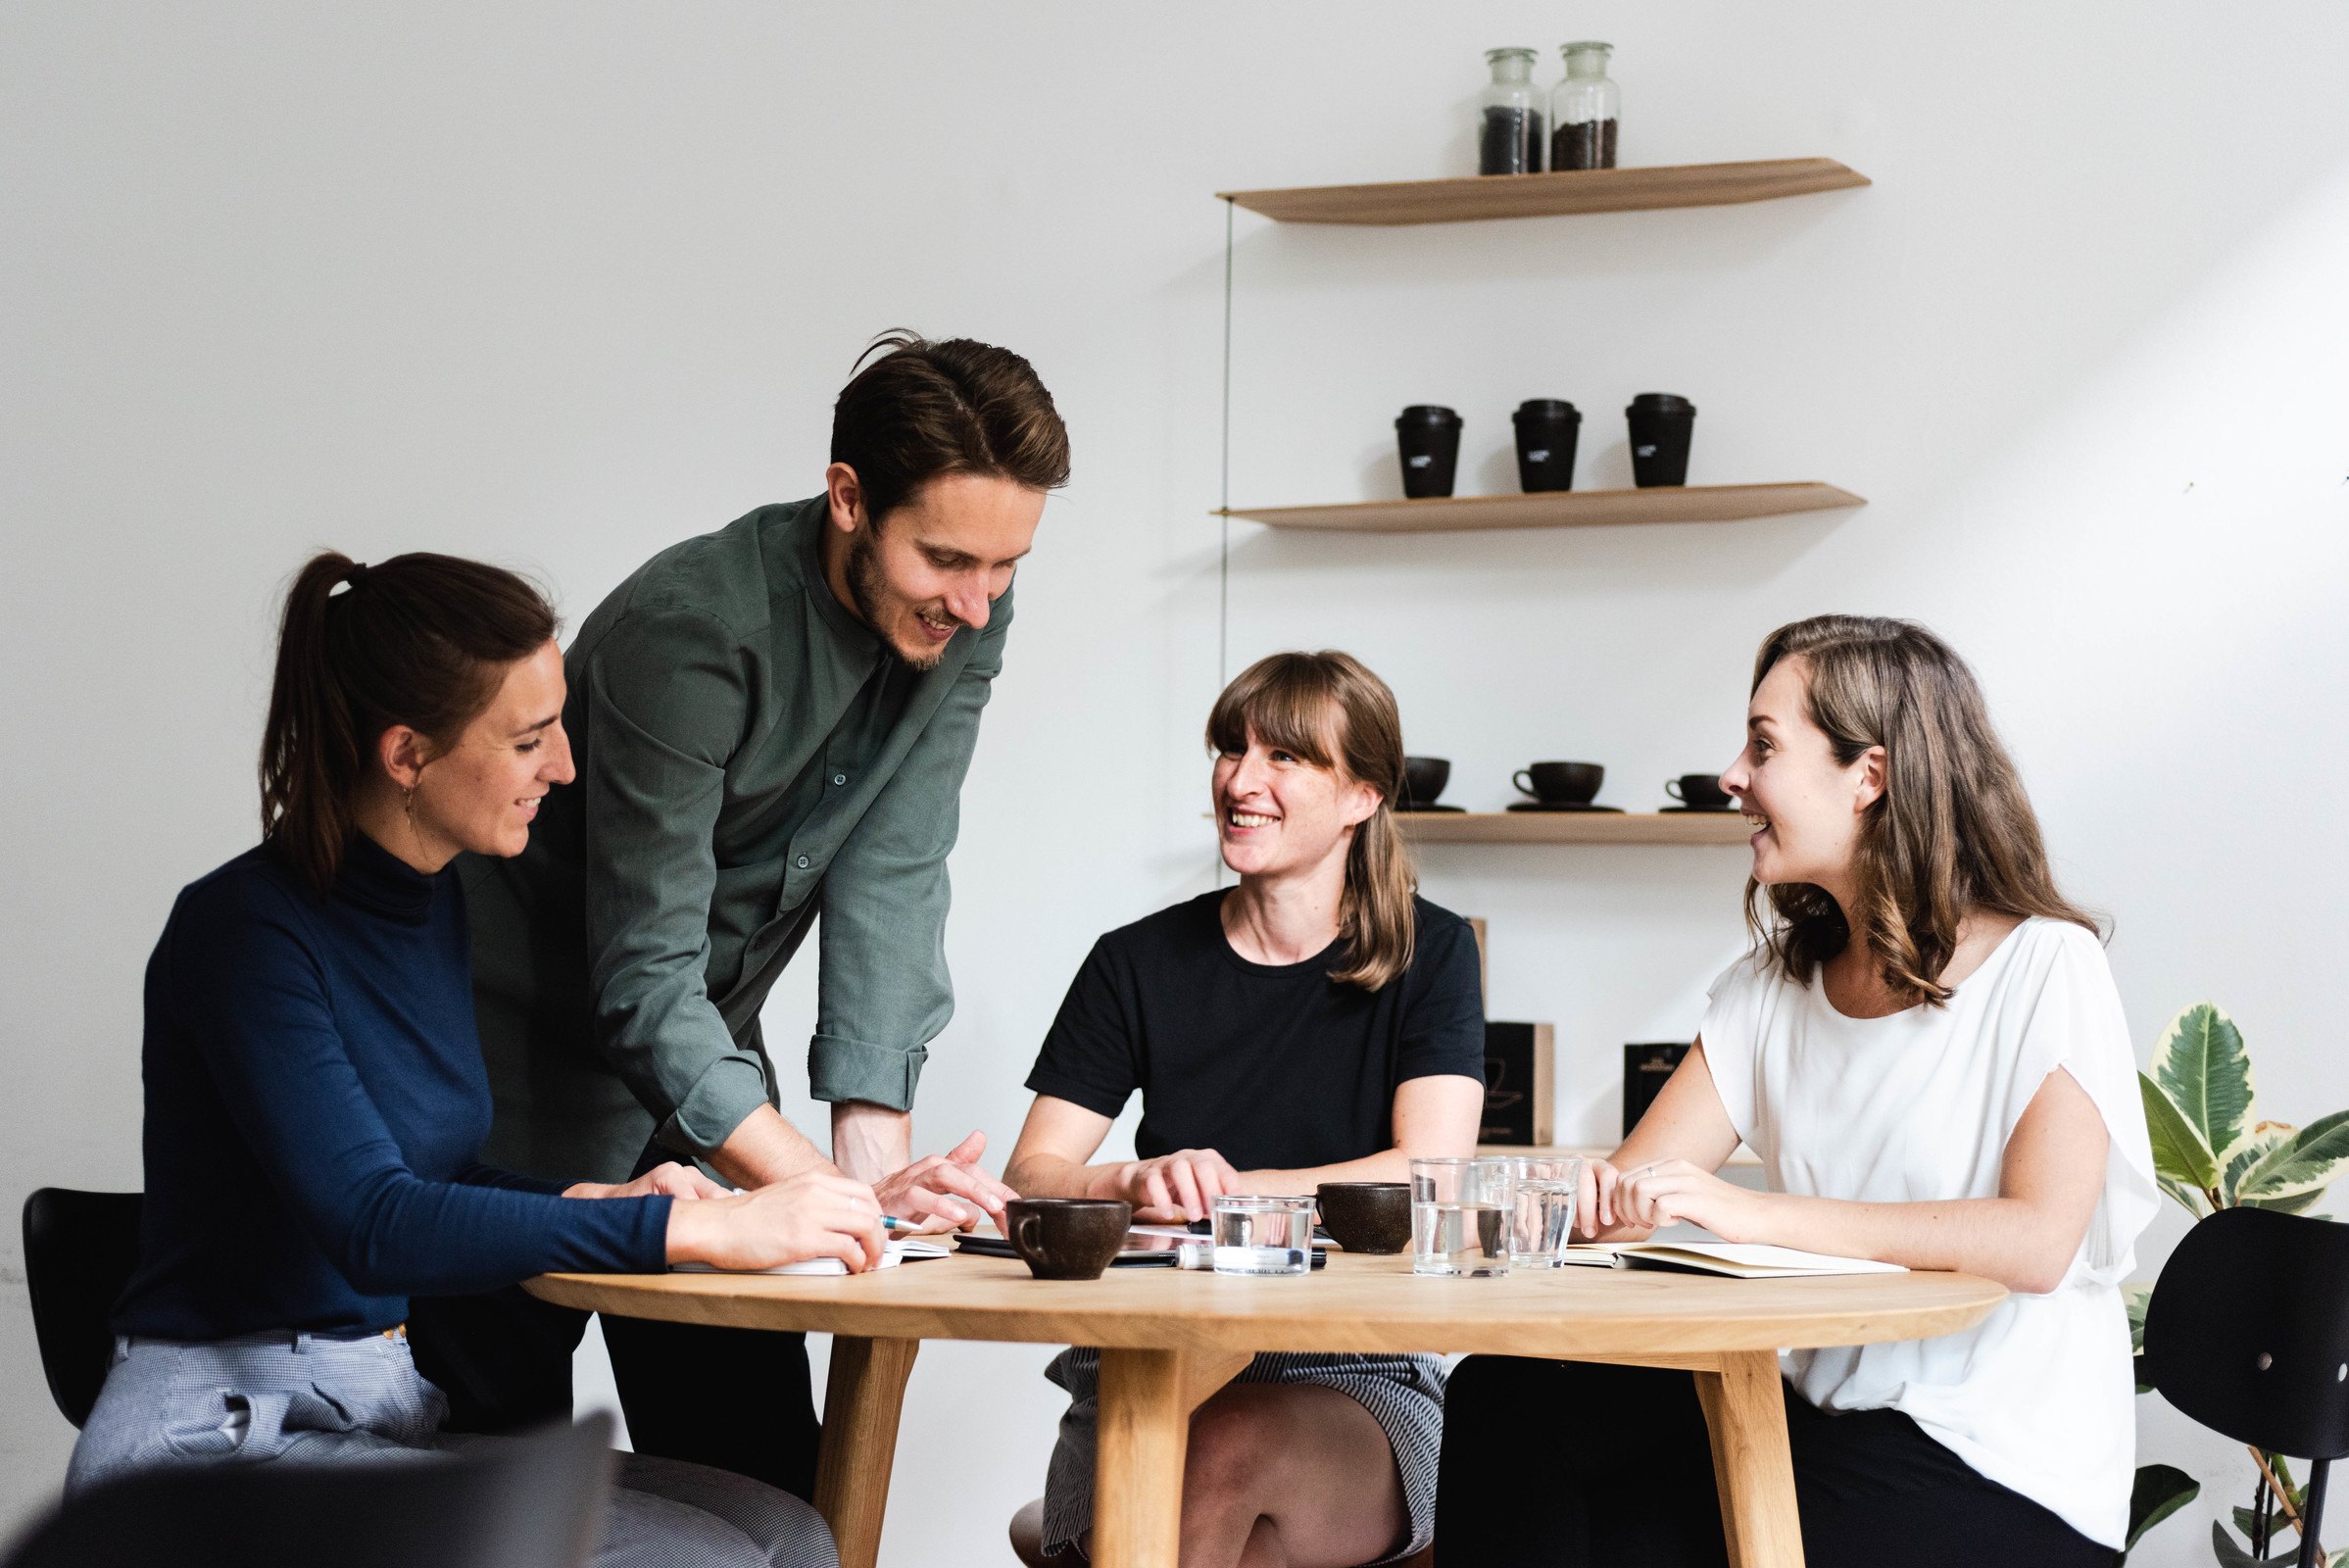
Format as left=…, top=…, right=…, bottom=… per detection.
left=1477, top=47, right=1544, bottom=174
left=1550, top=41, right=1620, bottom=170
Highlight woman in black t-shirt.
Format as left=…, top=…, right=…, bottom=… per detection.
left=1005, top=651, right=1487, bottom=1568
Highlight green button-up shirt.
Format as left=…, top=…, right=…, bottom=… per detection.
left=465, top=496, right=1008, bottom=1183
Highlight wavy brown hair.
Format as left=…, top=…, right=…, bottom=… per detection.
left=1207, top=651, right=1417, bottom=992
left=1745, top=614, right=2098, bottom=1005
left=831, top=331, right=1071, bottom=525
left=261, top=551, right=558, bottom=898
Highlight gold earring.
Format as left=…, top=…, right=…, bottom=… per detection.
left=403, top=785, right=418, bottom=825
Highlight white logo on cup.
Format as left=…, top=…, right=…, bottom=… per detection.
left=1407, top=455, right=1432, bottom=468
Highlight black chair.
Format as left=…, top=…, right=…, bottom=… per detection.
left=0, top=1412, right=615, bottom=1568
left=20, top=1189, right=144, bottom=1428
left=2140, top=1205, right=2349, bottom=1568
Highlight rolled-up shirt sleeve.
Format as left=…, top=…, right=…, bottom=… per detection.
left=808, top=594, right=1011, bottom=1107
left=580, top=606, right=776, bottom=1158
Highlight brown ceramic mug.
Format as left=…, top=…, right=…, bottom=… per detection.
left=1005, top=1198, right=1133, bottom=1280
left=1316, top=1182, right=1413, bottom=1254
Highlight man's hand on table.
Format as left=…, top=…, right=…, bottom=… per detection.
left=869, top=1131, right=1018, bottom=1234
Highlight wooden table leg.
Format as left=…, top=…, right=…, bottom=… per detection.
left=812, top=1335, right=919, bottom=1568
left=1091, top=1347, right=1253, bottom=1568
left=1691, top=1349, right=1805, bottom=1568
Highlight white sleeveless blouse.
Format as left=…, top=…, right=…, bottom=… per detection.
left=1698, top=917, right=2159, bottom=1547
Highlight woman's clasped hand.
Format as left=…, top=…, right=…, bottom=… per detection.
left=1573, top=1155, right=1765, bottom=1242
left=661, top=1167, right=889, bottom=1274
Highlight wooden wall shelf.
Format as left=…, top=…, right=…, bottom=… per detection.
left=1219, top=157, right=1869, bottom=226
left=1397, top=811, right=1752, bottom=847
left=1218, top=482, right=1862, bottom=535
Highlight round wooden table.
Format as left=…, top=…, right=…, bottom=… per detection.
left=530, top=1250, right=2004, bottom=1568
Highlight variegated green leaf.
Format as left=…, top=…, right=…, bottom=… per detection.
left=2236, top=1110, right=2349, bottom=1202
left=2157, top=1175, right=2212, bottom=1219
left=2141, top=1072, right=2219, bottom=1194
left=2241, top=1186, right=2328, bottom=1216
left=2152, top=1004, right=2255, bottom=1161
left=2222, top=1125, right=2293, bottom=1205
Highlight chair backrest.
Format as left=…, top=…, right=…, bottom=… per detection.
left=2141, top=1205, right=2349, bottom=1461
left=1, top=1413, right=616, bottom=1568
left=20, top=1189, right=144, bottom=1429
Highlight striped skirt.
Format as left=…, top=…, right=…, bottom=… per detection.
left=1041, top=1347, right=1445, bottom=1563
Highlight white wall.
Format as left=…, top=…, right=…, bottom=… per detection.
left=5, top=5, right=2345, bottom=1563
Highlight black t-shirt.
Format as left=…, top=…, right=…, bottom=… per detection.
left=1024, top=892, right=1487, bottom=1171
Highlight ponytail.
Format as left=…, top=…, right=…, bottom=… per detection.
left=259, top=550, right=558, bottom=898
left=1206, top=651, right=1420, bottom=992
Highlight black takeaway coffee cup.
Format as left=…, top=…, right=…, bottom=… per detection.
left=1395, top=406, right=1463, bottom=499
left=1512, top=399, right=1581, bottom=492
left=1625, top=393, right=1696, bottom=487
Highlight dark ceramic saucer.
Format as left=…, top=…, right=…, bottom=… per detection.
left=1395, top=804, right=1467, bottom=813
left=1659, top=805, right=1741, bottom=813
left=1505, top=802, right=1625, bottom=813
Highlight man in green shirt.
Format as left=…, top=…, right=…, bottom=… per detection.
left=411, top=334, right=1069, bottom=1496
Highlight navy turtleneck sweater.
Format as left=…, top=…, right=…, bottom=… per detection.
left=116, top=834, right=671, bottom=1340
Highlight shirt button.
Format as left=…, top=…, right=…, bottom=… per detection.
left=833, top=773, right=848, bottom=786
left=796, top=855, right=811, bottom=869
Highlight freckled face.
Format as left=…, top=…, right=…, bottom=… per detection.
left=1211, top=726, right=1380, bottom=881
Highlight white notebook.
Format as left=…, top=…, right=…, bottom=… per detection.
left=1559, top=1241, right=1905, bottom=1279
left=671, top=1238, right=953, bottom=1277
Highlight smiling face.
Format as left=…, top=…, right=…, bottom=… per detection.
left=828, top=466, right=1043, bottom=669
left=395, top=640, right=574, bottom=862
left=1212, top=724, right=1382, bottom=883
left=1718, top=655, right=1884, bottom=898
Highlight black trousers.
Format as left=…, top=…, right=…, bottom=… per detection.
left=409, top=1284, right=822, bottom=1503
left=1434, top=1357, right=2116, bottom=1568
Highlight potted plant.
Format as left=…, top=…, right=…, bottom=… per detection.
left=2127, top=1003, right=2349, bottom=1563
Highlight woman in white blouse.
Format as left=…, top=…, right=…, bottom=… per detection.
left=1434, top=614, right=2157, bottom=1567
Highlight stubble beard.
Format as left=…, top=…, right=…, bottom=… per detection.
left=846, top=526, right=949, bottom=672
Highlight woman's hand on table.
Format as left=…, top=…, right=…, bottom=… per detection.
left=565, top=1160, right=732, bottom=1201
left=1610, top=1158, right=1766, bottom=1241
left=666, top=1169, right=886, bottom=1272
left=871, top=1130, right=1018, bottom=1235
left=1113, top=1148, right=1240, bottom=1223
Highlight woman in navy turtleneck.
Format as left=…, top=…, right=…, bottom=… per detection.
left=72, top=552, right=885, bottom=1568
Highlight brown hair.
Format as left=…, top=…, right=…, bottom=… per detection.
left=831, top=331, right=1071, bottom=525
left=1745, top=614, right=2098, bottom=1005
left=260, top=551, right=559, bottom=898
left=1206, top=651, right=1418, bottom=992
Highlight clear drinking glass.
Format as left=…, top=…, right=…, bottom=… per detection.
left=1509, top=1156, right=1585, bottom=1267
left=1211, top=1196, right=1314, bottom=1276
left=1410, top=1157, right=1514, bottom=1277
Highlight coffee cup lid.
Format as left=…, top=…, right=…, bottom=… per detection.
left=1513, top=399, right=1580, bottom=419
left=1627, top=392, right=1694, bottom=414
left=1396, top=405, right=1461, bottom=425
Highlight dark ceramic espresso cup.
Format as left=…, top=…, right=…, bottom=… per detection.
left=1401, top=756, right=1451, bottom=808
left=1666, top=772, right=1733, bottom=809
left=1513, top=760, right=1604, bottom=805
left=1316, top=1183, right=1412, bottom=1254
left=1005, top=1198, right=1132, bottom=1281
